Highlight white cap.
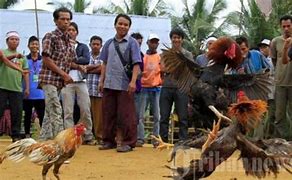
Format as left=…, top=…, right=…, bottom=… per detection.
left=148, top=33, right=159, bottom=41
left=206, top=37, right=217, bottom=43
left=259, top=39, right=270, bottom=46
left=6, top=31, right=20, bottom=39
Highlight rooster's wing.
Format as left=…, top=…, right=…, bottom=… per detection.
left=223, top=72, right=272, bottom=102
left=236, top=134, right=292, bottom=178
left=161, top=48, right=201, bottom=94
left=25, top=141, right=63, bottom=165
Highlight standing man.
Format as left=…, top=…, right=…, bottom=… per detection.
left=258, top=39, right=275, bottom=137
left=0, top=31, right=29, bottom=142
left=196, top=37, right=217, bottom=67
left=39, top=7, right=81, bottom=140
left=159, top=28, right=193, bottom=142
left=23, top=36, right=45, bottom=138
left=137, top=33, right=162, bottom=147
left=61, top=22, right=94, bottom=144
left=86, top=35, right=103, bottom=145
left=271, top=15, right=292, bottom=140
left=98, top=14, right=141, bottom=152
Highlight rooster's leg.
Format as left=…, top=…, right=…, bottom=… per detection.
left=151, top=135, right=174, bottom=150
left=202, top=118, right=222, bottom=153
left=42, top=163, right=53, bottom=180
left=208, top=105, right=232, bottom=123
left=53, top=161, right=63, bottom=180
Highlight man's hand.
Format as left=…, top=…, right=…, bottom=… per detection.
left=24, top=88, right=30, bottom=99
left=15, top=53, right=24, bottom=59
left=127, top=81, right=136, bottom=93
left=98, top=81, right=104, bottom=93
left=62, top=73, right=73, bottom=85
left=78, top=65, right=87, bottom=73
left=284, top=37, right=292, bottom=49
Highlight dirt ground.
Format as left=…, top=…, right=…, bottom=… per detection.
left=0, top=140, right=290, bottom=180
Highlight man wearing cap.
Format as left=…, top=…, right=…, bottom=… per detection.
left=0, top=31, right=29, bottom=142
left=196, top=37, right=217, bottom=67
left=270, top=15, right=292, bottom=140
left=136, top=33, right=162, bottom=147
left=258, top=39, right=275, bottom=137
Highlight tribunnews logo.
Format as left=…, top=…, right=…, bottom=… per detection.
left=167, top=148, right=287, bottom=179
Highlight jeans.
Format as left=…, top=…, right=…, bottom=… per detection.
left=0, top=88, right=23, bottom=138
left=159, top=87, right=189, bottom=142
left=137, top=90, right=160, bottom=143
left=61, top=82, right=93, bottom=141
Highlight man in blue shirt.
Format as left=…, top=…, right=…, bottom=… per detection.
left=235, top=36, right=270, bottom=74
left=98, top=14, right=142, bottom=152
left=23, top=36, right=45, bottom=138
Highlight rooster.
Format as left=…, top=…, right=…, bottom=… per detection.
left=0, top=123, right=86, bottom=180
left=153, top=92, right=292, bottom=179
left=161, top=36, right=271, bottom=129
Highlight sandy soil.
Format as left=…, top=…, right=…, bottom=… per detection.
left=0, top=140, right=290, bottom=180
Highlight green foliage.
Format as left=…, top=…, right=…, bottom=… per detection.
left=225, top=0, right=292, bottom=48
left=51, top=0, right=91, bottom=13
left=172, top=0, right=227, bottom=55
left=94, top=0, right=169, bottom=17
left=0, top=0, right=18, bottom=9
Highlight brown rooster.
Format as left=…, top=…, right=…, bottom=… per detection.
left=161, top=91, right=292, bottom=179
left=0, top=123, right=86, bottom=180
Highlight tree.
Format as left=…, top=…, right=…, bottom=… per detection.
left=51, top=0, right=91, bottom=13
left=172, top=0, right=227, bottom=55
left=224, top=0, right=292, bottom=48
left=95, top=0, right=169, bottom=17
left=0, top=0, right=18, bottom=9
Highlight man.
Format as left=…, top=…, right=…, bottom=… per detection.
left=86, top=35, right=103, bottom=145
left=136, top=33, right=162, bottom=147
left=196, top=37, right=217, bottom=67
left=23, top=36, right=45, bottom=138
left=61, top=22, right=94, bottom=145
left=270, top=15, right=292, bottom=140
left=98, top=14, right=141, bottom=152
left=38, top=7, right=82, bottom=140
left=159, top=28, right=193, bottom=142
left=235, top=36, right=270, bottom=74
left=0, top=31, right=29, bottom=142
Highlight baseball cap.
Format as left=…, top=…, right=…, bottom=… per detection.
left=148, top=33, right=159, bottom=41
left=258, top=39, right=270, bottom=46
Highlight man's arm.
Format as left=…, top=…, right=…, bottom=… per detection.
left=76, top=44, right=90, bottom=65
left=98, top=63, right=106, bottom=93
left=282, top=37, right=292, bottom=64
left=270, top=39, right=277, bottom=67
left=86, top=64, right=102, bottom=74
left=23, top=71, right=30, bottom=98
left=42, top=56, right=72, bottom=84
left=0, top=50, right=24, bottom=73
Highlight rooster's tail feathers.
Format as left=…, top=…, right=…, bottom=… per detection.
left=0, top=138, right=37, bottom=164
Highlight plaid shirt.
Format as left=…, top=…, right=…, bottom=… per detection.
left=39, top=28, right=77, bottom=89
left=86, top=53, right=103, bottom=97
